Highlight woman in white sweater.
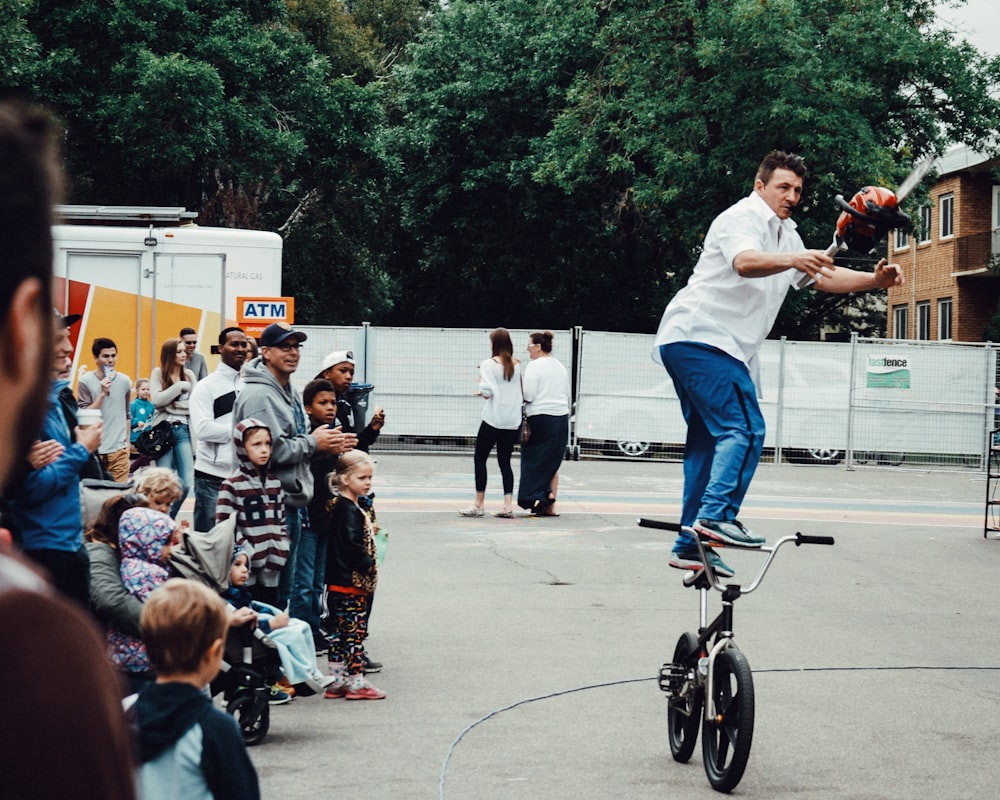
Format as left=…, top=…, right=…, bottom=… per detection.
left=460, top=328, right=523, bottom=518
left=149, top=338, right=197, bottom=517
left=517, top=330, right=570, bottom=516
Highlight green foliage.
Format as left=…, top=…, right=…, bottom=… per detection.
left=9, top=0, right=1000, bottom=335
left=381, top=0, right=671, bottom=329
left=0, top=0, right=39, bottom=89
left=534, top=0, right=1000, bottom=335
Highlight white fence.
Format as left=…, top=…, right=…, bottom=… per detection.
left=292, top=326, right=999, bottom=470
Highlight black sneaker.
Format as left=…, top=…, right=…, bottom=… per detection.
left=695, top=519, right=765, bottom=548
left=669, top=547, right=735, bottom=578
left=362, top=654, right=383, bottom=674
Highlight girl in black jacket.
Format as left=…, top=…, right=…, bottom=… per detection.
left=321, top=450, right=385, bottom=701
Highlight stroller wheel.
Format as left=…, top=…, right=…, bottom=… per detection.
left=227, top=693, right=270, bottom=746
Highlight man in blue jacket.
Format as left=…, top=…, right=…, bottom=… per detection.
left=6, top=312, right=103, bottom=607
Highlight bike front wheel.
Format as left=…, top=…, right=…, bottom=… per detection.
left=702, top=647, right=754, bottom=792
left=667, top=632, right=703, bottom=763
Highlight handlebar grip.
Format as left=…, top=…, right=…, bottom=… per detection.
left=637, top=518, right=682, bottom=533
left=795, top=533, right=835, bottom=546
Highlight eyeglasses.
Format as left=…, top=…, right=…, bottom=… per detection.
left=276, top=342, right=302, bottom=352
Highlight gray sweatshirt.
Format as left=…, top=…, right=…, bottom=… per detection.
left=232, top=357, right=316, bottom=507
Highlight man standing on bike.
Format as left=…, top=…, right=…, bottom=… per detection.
left=653, top=150, right=904, bottom=576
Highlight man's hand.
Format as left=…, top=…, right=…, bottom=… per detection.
left=733, top=248, right=834, bottom=280
left=370, top=407, right=386, bottom=431
left=27, top=439, right=64, bottom=469
left=313, top=425, right=358, bottom=455
left=100, top=375, right=113, bottom=395
left=872, top=258, right=905, bottom=288
left=75, top=421, right=103, bottom=453
left=791, top=250, right=837, bottom=284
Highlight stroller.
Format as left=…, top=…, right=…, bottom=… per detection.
left=169, top=515, right=281, bottom=746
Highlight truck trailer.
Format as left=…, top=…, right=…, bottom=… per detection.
left=52, top=205, right=282, bottom=384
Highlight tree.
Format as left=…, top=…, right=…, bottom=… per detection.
left=381, top=0, right=674, bottom=329
left=24, top=0, right=397, bottom=320
left=534, top=0, right=1000, bottom=336
left=0, top=0, right=39, bottom=90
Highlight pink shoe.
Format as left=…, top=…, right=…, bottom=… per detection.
left=344, top=679, right=386, bottom=700
left=323, top=680, right=348, bottom=699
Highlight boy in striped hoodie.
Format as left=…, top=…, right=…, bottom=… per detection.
left=216, top=418, right=288, bottom=608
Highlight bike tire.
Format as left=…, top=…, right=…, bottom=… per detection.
left=667, top=631, right=703, bottom=763
left=227, top=693, right=270, bottom=746
left=702, top=648, right=754, bottom=792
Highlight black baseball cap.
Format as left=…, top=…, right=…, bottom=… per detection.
left=54, top=308, right=81, bottom=328
left=259, top=321, right=307, bottom=348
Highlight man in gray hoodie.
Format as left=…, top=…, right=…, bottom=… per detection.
left=232, top=322, right=350, bottom=605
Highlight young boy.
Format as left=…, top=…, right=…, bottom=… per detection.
left=133, top=578, right=260, bottom=800
left=77, top=337, right=133, bottom=481
left=290, top=379, right=348, bottom=646
left=216, top=419, right=288, bottom=608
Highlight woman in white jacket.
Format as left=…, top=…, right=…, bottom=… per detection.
left=149, top=338, right=197, bottom=517
left=460, top=328, right=523, bottom=518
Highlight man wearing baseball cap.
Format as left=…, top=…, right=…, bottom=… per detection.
left=232, top=322, right=352, bottom=606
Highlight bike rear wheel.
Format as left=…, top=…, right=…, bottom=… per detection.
left=667, top=632, right=703, bottom=763
left=702, top=648, right=754, bottom=792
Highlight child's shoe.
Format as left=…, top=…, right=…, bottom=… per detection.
left=344, top=675, right=386, bottom=700
left=268, top=684, right=292, bottom=705
left=324, top=660, right=348, bottom=698
left=276, top=676, right=297, bottom=697
left=307, top=671, right=337, bottom=693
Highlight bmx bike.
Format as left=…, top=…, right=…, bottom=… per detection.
left=637, top=518, right=834, bottom=793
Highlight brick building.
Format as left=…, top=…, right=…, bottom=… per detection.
left=887, top=145, right=999, bottom=342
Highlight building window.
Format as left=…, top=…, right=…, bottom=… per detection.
left=940, top=193, right=954, bottom=238
left=894, top=227, right=909, bottom=250
left=917, top=301, right=930, bottom=340
left=938, top=298, right=953, bottom=341
left=893, top=305, right=908, bottom=339
left=919, top=206, right=932, bottom=243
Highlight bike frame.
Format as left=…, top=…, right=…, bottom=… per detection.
left=640, top=520, right=834, bottom=722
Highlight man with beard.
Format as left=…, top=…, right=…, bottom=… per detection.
left=0, top=99, right=136, bottom=800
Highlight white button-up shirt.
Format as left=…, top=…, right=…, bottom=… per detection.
left=652, top=190, right=806, bottom=386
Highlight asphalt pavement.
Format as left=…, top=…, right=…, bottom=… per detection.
left=237, top=453, right=1000, bottom=799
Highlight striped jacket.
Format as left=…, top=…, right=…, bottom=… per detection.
left=216, top=418, right=289, bottom=588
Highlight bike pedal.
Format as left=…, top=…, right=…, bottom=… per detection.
left=658, top=662, right=689, bottom=696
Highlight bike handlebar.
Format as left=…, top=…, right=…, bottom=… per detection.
left=638, top=518, right=836, bottom=547
left=637, top=519, right=835, bottom=595
left=638, top=518, right=682, bottom=532
left=795, top=533, right=835, bottom=546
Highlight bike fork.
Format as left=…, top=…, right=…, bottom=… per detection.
left=699, top=587, right=737, bottom=723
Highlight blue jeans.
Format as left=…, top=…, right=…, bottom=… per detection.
left=193, top=472, right=223, bottom=533
left=277, top=507, right=303, bottom=608
left=659, top=343, right=765, bottom=550
left=288, top=524, right=327, bottom=635
left=156, top=422, right=193, bottom=518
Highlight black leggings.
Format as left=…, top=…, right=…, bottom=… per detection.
left=474, top=421, right=519, bottom=494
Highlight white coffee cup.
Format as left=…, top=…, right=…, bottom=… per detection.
left=77, top=409, right=102, bottom=428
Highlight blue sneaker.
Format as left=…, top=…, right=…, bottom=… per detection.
left=669, top=547, right=735, bottom=579
left=695, top=519, right=765, bottom=548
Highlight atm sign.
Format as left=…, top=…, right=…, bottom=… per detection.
left=237, top=297, right=295, bottom=333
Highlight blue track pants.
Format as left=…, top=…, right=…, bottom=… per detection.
left=659, top=342, right=764, bottom=550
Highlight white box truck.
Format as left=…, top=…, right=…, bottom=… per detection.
left=52, top=205, right=282, bottom=383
